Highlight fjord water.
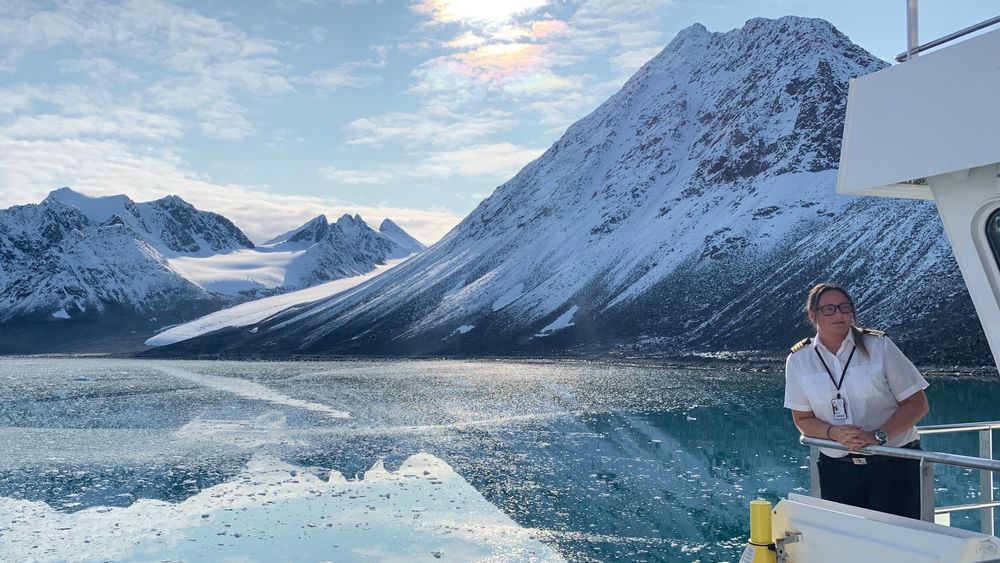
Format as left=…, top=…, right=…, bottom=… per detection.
left=0, top=359, right=996, bottom=562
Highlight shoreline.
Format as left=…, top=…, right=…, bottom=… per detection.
left=3, top=351, right=995, bottom=377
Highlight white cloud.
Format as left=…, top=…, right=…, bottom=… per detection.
left=306, top=44, right=390, bottom=95
left=56, top=56, right=139, bottom=81
left=309, top=26, right=327, bottom=43
left=1, top=109, right=183, bottom=140
left=406, top=0, right=673, bottom=129
left=196, top=100, right=255, bottom=140
left=318, top=166, right=395, bottom=185
left=1, top=0, right=295, bottom=140
left=0, top=83, right=112, bottom=116
left=611, top=45, right=665, bottom=75
left=412, top=0, right=551, bottom=26
left=307, top=61, right=384, bottom=94
left=411, top=143, right=545, bottom=179
left=345, top=106, right=515, bottom=147
left=0, top=136, right=461, bottom=244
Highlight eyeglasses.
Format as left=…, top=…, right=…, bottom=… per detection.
left=818, top=303, right=854, bottom=316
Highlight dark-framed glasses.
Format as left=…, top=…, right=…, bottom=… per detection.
left=818, top=303, right=854, bottom=316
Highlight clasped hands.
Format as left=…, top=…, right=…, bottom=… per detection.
left=828, top=425, right=876, bottom=451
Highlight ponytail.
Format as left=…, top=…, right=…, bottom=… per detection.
left=850, top=324, right=869, bottom=358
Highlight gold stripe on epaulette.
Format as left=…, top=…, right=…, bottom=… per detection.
left=861, top=327, right=886, bottom=337
left=790, top=338, right=811, bottom=353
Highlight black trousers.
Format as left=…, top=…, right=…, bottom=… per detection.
left=818, top=443, right=921, bottom=519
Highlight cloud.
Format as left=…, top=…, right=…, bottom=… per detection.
left=528, top=87, right=607, bottom=130
left=530, top=19, right=570, bottom=40
left=56, top=56, right=140, bottom=81
left=0, top=136, right=461, bottom=244
left=0, top=83, right=112, bottom=116
left=307, top=61, right=385, bottom=94
left=412, top=0, right=551, bottom=26
left=411, top=143, right=545, bottom=179
left=407, top=0, right=674, bottom=130
left=306, top=45, right=389, bottom=95
left=320, top=141, right=544, bottom=185
left=345, top=106, right=515, bottom=147
left=0, top=1, right=295, bottom=140
left=318, top=166, right=394, bottom=185
left=1, top=109, right=183, bottom=140
left=309, top=26, right=327, bottom=43
left=611, top=45, right=665, bottom=74
left=0, top=86, right=40, bottom=115
left=444, top=31, right=486, bottom=49
left=196, top=101, right=255, bottom=140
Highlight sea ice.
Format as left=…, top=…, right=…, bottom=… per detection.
left=0, top=453, right=564, bottom=562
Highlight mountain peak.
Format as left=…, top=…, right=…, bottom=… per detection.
left=44, top=187, right=136, bottom=224
left=379, top=219, right=426, bottom=255
left=334, top=213, right=370, bottom=229
left=153, top=194, right=195, bottom=209
left=263, top=214, right=331, bottom=246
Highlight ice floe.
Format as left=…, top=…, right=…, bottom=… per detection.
left=0, top=453, right=564, bottom=562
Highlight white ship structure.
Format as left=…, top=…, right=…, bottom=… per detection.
left=755, top=6, right=1000, bottom=563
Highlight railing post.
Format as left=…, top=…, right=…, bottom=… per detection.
left=905, top=0, right=919, bottom=61
left=980, top=429, right=994, bottom=535
left=920, top=458, right=935, bottom=522
left=810, top=446, right=821, bottom=498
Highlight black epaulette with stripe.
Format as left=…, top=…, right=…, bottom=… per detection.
left=860, top=327, right=886, bottom=337
left=790, top=338, right=811, bottom=353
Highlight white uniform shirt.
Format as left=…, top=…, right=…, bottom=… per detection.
left=784, top=329, right=928, bottom=458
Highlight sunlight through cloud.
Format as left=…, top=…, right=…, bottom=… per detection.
left=412, top=0, right=550, bottom=26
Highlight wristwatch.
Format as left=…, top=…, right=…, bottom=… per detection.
left=873, top=428, right=888, bottom=445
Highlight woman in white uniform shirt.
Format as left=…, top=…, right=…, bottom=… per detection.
left=784, top=283, right=930, bottom=518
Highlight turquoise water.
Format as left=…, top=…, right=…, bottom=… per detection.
left=0, top=358, right=996, bottom=562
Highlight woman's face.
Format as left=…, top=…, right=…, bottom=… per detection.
left=811, top=289, right=854, bottom=339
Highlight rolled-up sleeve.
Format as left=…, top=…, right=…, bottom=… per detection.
left=784, top=354, right=811, bottom=411
left=884, top=337, right=929, bottom=402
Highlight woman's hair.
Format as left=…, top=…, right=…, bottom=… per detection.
left=804, top=282, right=869, bottom=357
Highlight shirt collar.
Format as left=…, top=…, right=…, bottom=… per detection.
left=812, top=328, right=855, bottom=356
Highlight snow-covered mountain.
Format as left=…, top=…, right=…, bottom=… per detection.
left=171, top=213, right=426, bottom=297
left=0, top=189, right=424, bottom=353
left=378, top=219, right=425, bottom=255
left=151, top=17, right=989, bottom=364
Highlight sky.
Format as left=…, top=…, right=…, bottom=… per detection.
left=1, top=0, right=997, bottom=244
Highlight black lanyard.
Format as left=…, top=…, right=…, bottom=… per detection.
left=815, top=345, right=856, bottom=399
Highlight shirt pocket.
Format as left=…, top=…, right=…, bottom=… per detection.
left=798, top=371, right=835, bottom=410
left=847, top=362, right=890, bottom=399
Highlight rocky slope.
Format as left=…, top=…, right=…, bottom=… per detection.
left=149, top=17, right=989, bottom=364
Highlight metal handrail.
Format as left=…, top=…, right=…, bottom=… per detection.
left=799, top=436, right=1000, bottom=472
left=895, top=7, right=1000, bottom=62
left=917, top=421, right=1000, bottom=434
left=801, top=422, right=999, bottom=536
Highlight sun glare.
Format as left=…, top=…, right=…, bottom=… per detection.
left=413, top=0, right=549, bottom=25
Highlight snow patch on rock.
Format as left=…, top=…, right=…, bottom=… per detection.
left=536, top=305, right=579, bottom=337
left=492, top=283, right=524, bottom=311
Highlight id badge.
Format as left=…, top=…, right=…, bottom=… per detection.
left=831, top=397, right=847, bottom=420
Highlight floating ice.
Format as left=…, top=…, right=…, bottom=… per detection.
left=0, top=453, right=564, bottom=562
left=150, top=364, right=350, bottom=419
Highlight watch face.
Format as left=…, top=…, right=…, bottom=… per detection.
left=874, top=430, right=887, bottom=444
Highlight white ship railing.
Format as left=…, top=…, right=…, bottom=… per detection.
left=801, top=421, right=1000, bottom=535
left=896, top=0, right=1000, bottom=62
